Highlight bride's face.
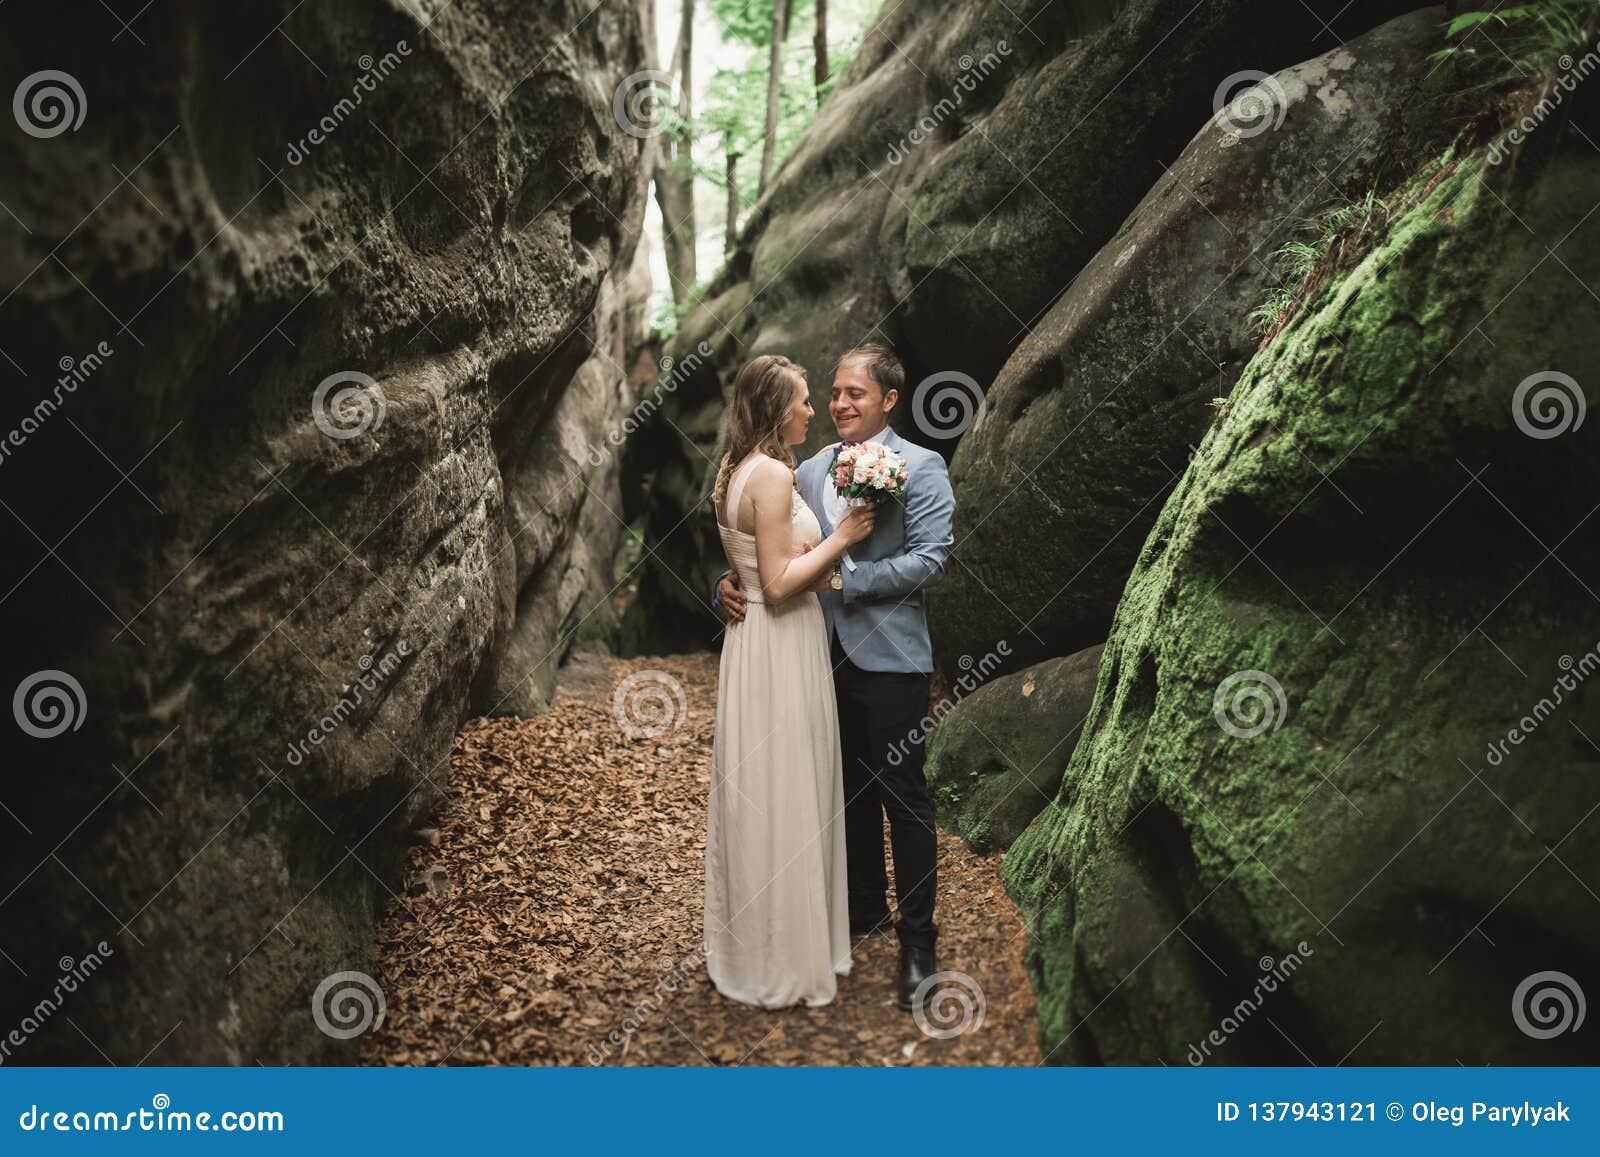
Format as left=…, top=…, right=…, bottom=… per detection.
left=780, top=376, right=814, bottom=445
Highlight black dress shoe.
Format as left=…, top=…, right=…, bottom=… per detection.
left=897, top=945, right=937, bottom=1012
left=850, top=911, right=894, bottom=937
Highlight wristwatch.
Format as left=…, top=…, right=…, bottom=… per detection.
left=830, top=567, right=843, bottom=591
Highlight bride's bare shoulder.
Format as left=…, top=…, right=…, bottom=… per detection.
left=744, top=455, right=794, bottom=493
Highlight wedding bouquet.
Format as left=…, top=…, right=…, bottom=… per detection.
left=831, top=441, right=908, bottom=573
left=831, top=441, right=908, bottom=505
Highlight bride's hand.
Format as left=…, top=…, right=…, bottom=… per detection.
left=836, top=504, right=877, bottom=546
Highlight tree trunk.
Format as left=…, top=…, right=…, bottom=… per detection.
left=654, top=0, right=697, bottom=303
left=724, top=151, right=740, bottom=253
left=758, top=0, right=791, bottom=196
left=813, top=0, right=828, bottom=102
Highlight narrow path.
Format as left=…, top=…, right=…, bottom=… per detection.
left=366, top=652, right=1041, bottom=1066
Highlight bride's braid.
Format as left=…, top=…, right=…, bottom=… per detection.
left=712, top=355, right=806, bottom=508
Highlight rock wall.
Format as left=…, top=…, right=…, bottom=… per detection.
left=927, top=644, right=1103, bottom=853
left=625, top=0, right=1431, bottom=656
left=1004, top=97, right=1600, bottom=1064
left=0, top=0, right=649, bottom=1063
left=934, top=8, right=1463, bottom=674
left=925, top=7, right=1469, bottom=847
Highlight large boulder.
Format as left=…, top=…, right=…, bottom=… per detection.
left=928, top=644, right=1104, bottom=852
left=0, top=0, right=649, bottom=1063
left=934, top=7, right=1463, bottom=674
left=623, top=0, right=1432, bottom=655
left=1003, top=103, right=1600, bottom=1065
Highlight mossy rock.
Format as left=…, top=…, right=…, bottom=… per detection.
left=928, top=645, right=1105, bottom=852
left=1004, top=118, right=1600, bottom=1065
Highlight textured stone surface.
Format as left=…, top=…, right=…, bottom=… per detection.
left=933, top=8, right=1464, bottom=674
left=624, top=0, right=1432, bottom=656
left=0, top=0, right=648, bottom=1063
left=1003, top=117, right=1600, bottom=1065
left=927, top=644, right=1104, bottom=853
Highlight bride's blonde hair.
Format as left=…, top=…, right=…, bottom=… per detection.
left=712, top=355, right=807, bottom=508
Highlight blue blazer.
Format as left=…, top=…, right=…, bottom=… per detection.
left=796, top=426, right=955, bottom=674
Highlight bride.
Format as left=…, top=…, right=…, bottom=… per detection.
left=704, top=354, right=876, bottom=1008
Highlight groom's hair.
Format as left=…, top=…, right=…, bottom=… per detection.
left=834, top=343, right=904, bottom=398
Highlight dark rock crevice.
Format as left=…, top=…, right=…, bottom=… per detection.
left=0, top=0, right=654, bottom=1063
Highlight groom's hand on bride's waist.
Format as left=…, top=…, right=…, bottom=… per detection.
left=716, top=573, right=747, bottom=623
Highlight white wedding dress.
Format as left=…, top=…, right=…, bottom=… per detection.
left=704, top=454, right=851, bottom=1007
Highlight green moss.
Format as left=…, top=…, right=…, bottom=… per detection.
left=1002, top=139, right=1600, bottom=1065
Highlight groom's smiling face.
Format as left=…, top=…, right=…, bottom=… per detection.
left=829, top=359, right=897, bottom=443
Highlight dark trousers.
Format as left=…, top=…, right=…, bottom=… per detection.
left=832, top=635, right=938, bottom=949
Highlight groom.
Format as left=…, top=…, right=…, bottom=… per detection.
left=715, top=343, right=955, bottom=1012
